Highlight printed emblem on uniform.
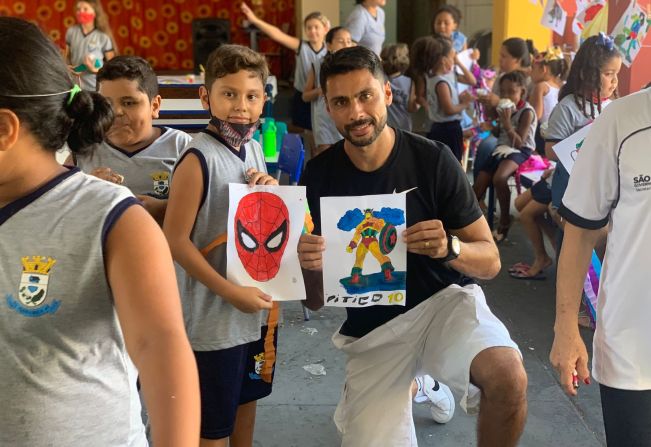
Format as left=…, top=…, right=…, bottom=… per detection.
left=151, top=171, right=170, bottom=197
left=634, top=174, right=651, bottom=192
left=249, top=352, right=265, bottom=380
left=5, top=256, right=61, bottom=317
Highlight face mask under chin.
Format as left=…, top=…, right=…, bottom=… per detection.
left=209, top=115, right=259, bottom=149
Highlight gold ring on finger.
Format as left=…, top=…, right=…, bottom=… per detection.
left=424, top=240, right=430, bottom=248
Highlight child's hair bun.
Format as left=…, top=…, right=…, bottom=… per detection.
left=65, top=90, right=114, bottom=154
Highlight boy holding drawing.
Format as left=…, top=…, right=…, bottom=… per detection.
left=163, top=44, right=278, bottom=447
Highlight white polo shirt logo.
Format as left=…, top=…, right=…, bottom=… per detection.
left=633, top=174, right=651, bottom=192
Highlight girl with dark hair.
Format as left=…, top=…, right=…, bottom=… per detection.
left=545, top=33, right=622, bottom=220
left=473, top=37, right=535, bottom=186
left=0, top=17, right=199, bottom=446
left=431, top=5, right=467, bottom=52
left=65, top=0, right=117, bottom=91
left=410, top=35, right=476, bottom=162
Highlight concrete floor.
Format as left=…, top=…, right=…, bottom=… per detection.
left=254, top=222, right=605, bottom=447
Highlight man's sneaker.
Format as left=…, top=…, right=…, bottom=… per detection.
left=413, top=375, right=455, bottom=424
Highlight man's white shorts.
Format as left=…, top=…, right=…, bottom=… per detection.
left=332, top=284, right=520, bottom=447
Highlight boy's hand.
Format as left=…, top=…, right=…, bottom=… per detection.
left=226, top=285, right=273, bottom=313
left=91, top=167, right=124, bottom=184
left=246, top=168, right=278, bottom=186
left=298, top=234, right=325, bottom=271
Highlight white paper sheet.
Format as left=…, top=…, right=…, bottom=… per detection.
left=227, top=183, right=307, bottom=301
left=320, top=193, right=407, bottom=308
left=552, top=124, right=593, bottom=174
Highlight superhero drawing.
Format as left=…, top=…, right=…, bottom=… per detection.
left=234, top=192, right=289, bottom=282
left=541, top=0, right=567, bottom=35
left=336, top=206, right=406, bottom=294
left=613, top=4, right=651, bottom=67
left=226, top=184, right=307, bottom=301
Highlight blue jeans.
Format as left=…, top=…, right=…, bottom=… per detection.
left=473, top=135, right=497, bottom=180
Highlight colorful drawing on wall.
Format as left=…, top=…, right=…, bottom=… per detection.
left=612, top=2, right=651, bottom=67
left=552, top=123, right=593, bottom=174
left=227, top=183, right=307, bottom=301
left=541, top=0, right=568, bottom=35
left=573, top=0, right=608, bottom=38
left=320, top=193, right=407, bottom=308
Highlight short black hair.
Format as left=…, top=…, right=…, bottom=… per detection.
left=502, top=37, right=534, bottom=68
left=97, top=55, right=159, bottom=100
left=433, top=5, right=462, bottom=25
left=325, top=26, right=348, bottom=44
left=499, top=70, right=528, bottom=89
left=319, top=46, right=387, bottom=95
left=0, top=17, right=113, bottom=154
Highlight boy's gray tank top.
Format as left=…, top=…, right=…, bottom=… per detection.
left=76, top=127, right=191, bottom=198
left=0, top=168, right=146, bottom=446
left=174, top=131, right=267, bottom=351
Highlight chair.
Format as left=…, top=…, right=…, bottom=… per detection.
left=275, top=133, right=305, bottom=185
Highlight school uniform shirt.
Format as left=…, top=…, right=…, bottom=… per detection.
left=0, top=168, right=145, bottom=446
left=174, top=130, right=267, bottom=351
left=66, top=25, right=114, bottom=91
left=388, top=74, right=413, bottom=131
left=76, top=127, right=191, bottom=199
left=496, top=101, right=537, bottom=150
left=300, top=128, right=483, bottom=338
left=546, top=94, right=610, bottom=209
left=311, top=57, right=343, bottom=146
left=427, top=72, right=462, bottom=123
left=294, top=40, right=327, bottom=93
left=559, top=89, right=651, bottom=390
left=345, top=4, right=385, bottom=56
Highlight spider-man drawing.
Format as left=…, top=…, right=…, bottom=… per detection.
left=234, top=192, right=290, bottom=282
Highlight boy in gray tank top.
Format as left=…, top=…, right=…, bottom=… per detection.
left=0, top=17, right=200, bottom=445
left=73, top=56, right=192, bottom=224
left=164, top=44, right=281, bottom=444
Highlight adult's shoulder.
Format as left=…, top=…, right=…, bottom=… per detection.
left=395, top=128, right=449, bottom=162
left=594, top=89, right=651, bottom=139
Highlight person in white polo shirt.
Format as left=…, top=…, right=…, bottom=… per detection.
left=550, top=87, right=651, bottom=446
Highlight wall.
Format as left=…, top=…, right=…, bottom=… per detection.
left=297, top=0, right=341, bottom=37
left=492, top=0, right=552, bottom=65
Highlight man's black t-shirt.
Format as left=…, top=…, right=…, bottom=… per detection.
left=300, top=128, right=483, bottom=338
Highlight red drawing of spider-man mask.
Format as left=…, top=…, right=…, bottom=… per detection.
left=234, top=192, right=290, bottom=282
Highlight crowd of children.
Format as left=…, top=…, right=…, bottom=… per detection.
left=1, top=0, right=649, bottom=444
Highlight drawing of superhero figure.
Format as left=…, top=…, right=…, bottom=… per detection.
left=346, top=208, right=397, bottom=284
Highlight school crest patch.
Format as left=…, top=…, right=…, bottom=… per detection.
left=5, top=256, right=61, bottom=317
left=249, top=352, right=265, bottom=380
left=151, top=171, right=170, bottom=197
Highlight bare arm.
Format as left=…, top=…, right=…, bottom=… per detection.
left=163, top=153, right=273, bottom=313
left=407, top=81, right=419, bottom=113
left=302, top=67, right=321, bottom=102
left=530, top=82, right=547, bottom=120
left=414, top=75, right=428, bottom=109
left=550, top=222, right=603, bottom=395
left=436, top=82, right=471, bottom=116
left=404, top=217, right=500, bottom=280
left=500, top=108, right=534, bottom=149
left=241, top=2, right=301, bottom=51
left=455, top=56, right=477, bottom=86
left=135, top=195, right=167, bottom=226
left=298, top=234, right=325, bottom=310
left=106, top=205, right=200, bottom=447
left=544, top=141, right=558, bottom=161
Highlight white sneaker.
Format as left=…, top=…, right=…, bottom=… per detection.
left=413, top=375, right=455, bottom=424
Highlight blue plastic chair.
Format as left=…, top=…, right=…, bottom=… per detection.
left=275, top=133, right=305, bottom=185
left=274, top=133, right=310, bottom=319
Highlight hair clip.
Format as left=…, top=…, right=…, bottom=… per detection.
left=596, top=32, right=615, bottom=51
left=481, top=68, right=496, bottom=80
left=543, top=46, right=564, bottom=62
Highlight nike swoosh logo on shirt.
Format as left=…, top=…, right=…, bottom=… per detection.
left=392, top=187, right=418, bottom=194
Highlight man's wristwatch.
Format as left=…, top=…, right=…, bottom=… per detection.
left=439, top=235, right=461, bottom=263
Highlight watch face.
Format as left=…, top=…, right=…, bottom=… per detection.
left=451, top=236, right=461, bottom=255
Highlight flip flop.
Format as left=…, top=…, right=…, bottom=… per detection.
left=509, top=270, right=546, bottom=280
left=508, top=262, right=531, bottom=273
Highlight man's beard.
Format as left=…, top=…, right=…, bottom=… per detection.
left=340, top=113, right=387, bottom=148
